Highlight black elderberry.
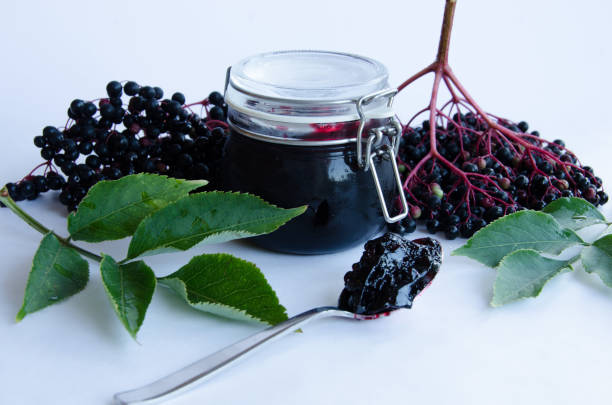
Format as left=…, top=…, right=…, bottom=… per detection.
left=110, top=134, right=128, bottom=151
left=94, top=143, right=110, bottom=157
left=5, top=182, right=17, bottom=195
left=577, top=175, right=590, bottom=189
left=463, top=162, right=478, bottom=173
left=85, top=155, right=101, bottom=169
left=46, top=173, right=65, bottom=190
left=427, top=195, right=442, bottom=209
left=67, top=107, right=79, bottom=120
left=388, top=217, right=417, bottom=235
left=32, top=176, right=48, bottom=193
left=208, top=91, right=224, bottom=106
left=445, top=225, right=459, bottom=240
left=124, top=81, right=140, bottom=96
left=496, top=147, right=514, bottom=164
left=68, top=174, right=82, bottom=186
left=532, top=175, right=549, bottom=192
left=82, top=102, right=97, bottom=117
left=553, top=139, right=565, bottom=147
left=62, top=139, right=77, bottom=152
left=78, top=141, right=93, bottom=155
left=20, top=181, right=36, bottom=199
left=80, top=125, right=96, bottom=140
left=426, top=218, right=440, bottom=233
left=102, top=167, right=122, bottom=180
left=59, top=189, right=75, bottom=206
left=128, top=96, right=145, bottom=113
left=112, top=108, right=125, bottom=124
left=33, top=136, right=45, bottom=148
left=138, top=86, right=155, bottom=99
left=153, top=87, right=164, bottom=100
left=75, top=164, right=94, bottom=182
left=472, top=218, right=487, bottom=231
left=446, top=214, right=460, bottom=226
left=69, top=100, right=85, bottom=116
left=41, top=148, right=55, bottom=160
left=65, top=149, right=80, bottom=162
left=172, top=92, right=186, bottom=105
left=440, top=201, right=454, bottom=215
left=109, top=97, right=122, bottom=108
left=543, top=193, right=557, bottom=204
left=106, top=81, right=122, bottom=98
left=484, top=206, right=503, bottom=222
left=61, top=161, right=76, bottom=176
left=100, top=103, right=115, bottom=119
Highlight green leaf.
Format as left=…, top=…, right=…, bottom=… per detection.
left=127, top=192, right=307, bottom=259
left=581, top=234, right=612, bottom=288
left=17, top=233, right=89, bottom=321
left=491, top=249, right=572, bottom=307
left=453, top=211, right=582, bottom=267
left=159, top=253, right=288, bottom=325
left=68, top=174, right=206, bottom=242
left=100, top=255, right=156, bottom=338
left=542, top=197, right=606, bottom=230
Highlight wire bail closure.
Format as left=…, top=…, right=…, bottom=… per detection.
left=356, top=89, right=408, bottom=223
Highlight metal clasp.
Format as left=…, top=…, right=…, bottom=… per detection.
left=356, top=89, right=408, bottom=224
left=356, top=88, right=402, bottom=170
left=369, top=142, right=409, bottom=223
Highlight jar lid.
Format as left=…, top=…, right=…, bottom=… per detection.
left=225, top=50, right=393, bottom=125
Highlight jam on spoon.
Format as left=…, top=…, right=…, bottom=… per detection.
left=339, top=233, right=442, bottom=315
left=113, top=233, right=442, bottom=404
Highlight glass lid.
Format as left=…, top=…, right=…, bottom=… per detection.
left=225, top=50, right=394, bottom=125
left=229, top=50, right=388, bottom=101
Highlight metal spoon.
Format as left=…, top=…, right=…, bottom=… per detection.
left=113, top=233, right=441, bottom=404
left=113, top=306, right=392, bottom=405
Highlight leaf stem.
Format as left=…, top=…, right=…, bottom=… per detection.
left=1, top=187, right=102, bottom=262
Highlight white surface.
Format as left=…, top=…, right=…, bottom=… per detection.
left=1, top=1, right=612, bottom=404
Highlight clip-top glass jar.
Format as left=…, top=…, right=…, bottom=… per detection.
left=221, top=50, right=408, bottom=254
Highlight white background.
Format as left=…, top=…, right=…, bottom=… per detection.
left=2, top=1, right=612, bottom=404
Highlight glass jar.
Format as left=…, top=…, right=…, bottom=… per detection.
left=221, top=50, right=407, bottom=254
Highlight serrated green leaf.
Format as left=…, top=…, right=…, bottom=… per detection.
left=68, top=174, right=206, bottom=242
left=542, top=197, right=606, bottom=230
left=453, top=211, right=582, bottom=267
left=127, top=191, right=307, bottom=259
left=491, top=249, right=572, bottom=307
left=159, top=253, right=288, bottom=325
left=17, top=233, right=89, bottom=321
left=100, top=255, right=156, bottom=339
left=581, top=234, right=612, bottom=288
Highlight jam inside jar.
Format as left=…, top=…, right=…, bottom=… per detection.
left=221, top=50, right=407, bottom=254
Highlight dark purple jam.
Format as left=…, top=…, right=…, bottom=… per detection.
left=220, top=130, right=397, bottom=254
left=338, top=233, right=442, bottom=315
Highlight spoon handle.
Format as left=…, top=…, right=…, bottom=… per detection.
left=113, top=306, right=350, bottom=405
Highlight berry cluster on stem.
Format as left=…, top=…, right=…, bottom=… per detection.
left=5, top=82, right=228, bottom=211
left=389, top=0, right=606, bottom=239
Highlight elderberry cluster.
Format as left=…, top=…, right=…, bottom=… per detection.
left=390, top=113, right=607, bottom=239
left=5, top=81, right=228, bottom=211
